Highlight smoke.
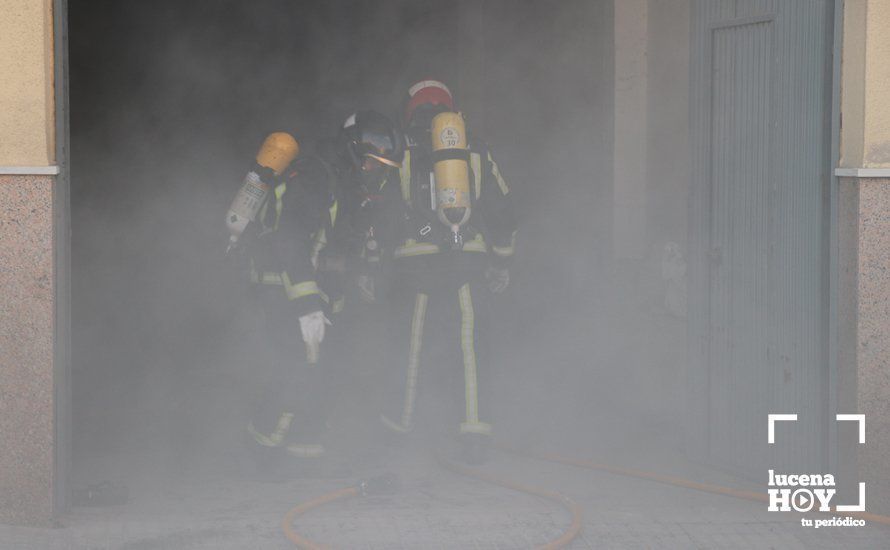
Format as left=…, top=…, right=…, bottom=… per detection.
left=67, top=0, right=692, bottom=542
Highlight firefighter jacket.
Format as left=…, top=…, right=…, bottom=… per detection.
left=312, top=139, right=397, bottom=303
left=378, top=133, right=516, bottom=274
left=247, top=155, right=339, bottom=317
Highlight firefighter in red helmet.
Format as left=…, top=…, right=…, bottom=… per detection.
left=404, top=79, right=456, bottom=126
left=379, top=79, right=516, bottom=464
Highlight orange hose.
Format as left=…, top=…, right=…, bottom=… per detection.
left=437, top=457, right=583, bottom=550
left=281, top=461, right=583, bottom=549
left=282, top=486, right=358, bottom=549
left=281, top=444, right=890, bottom=549
left=499, top=444, right=890, bottom=528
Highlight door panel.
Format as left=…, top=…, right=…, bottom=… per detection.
left=690, top=0, right=833, bottom=478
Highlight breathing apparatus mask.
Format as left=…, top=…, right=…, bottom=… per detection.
left=338, top=111, right=405, bottom=189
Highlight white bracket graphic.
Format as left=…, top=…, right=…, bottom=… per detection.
left=835, top=414, right=866, bottom=512
left=768, top=414, right=798, bottom=444
left=836, top=482, right=866, bottom=512
left=767, top=413, right=867, bottom=512
left=836, top=414, right=865, bottom=444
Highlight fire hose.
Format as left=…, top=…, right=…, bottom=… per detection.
left=282, top=445, right=890, bottom=548
left=498, top=443, right=890, bottom=528
left=281, top=459, right=583, bottom=549
left=281, top=473, right=398, bottom=550
left=436, top=455, right=584, bottom=549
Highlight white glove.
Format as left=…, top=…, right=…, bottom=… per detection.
left=299, top=310, right=331, bottom=363
left=356, top=274, right=376, bottom=303
left=486, top=267, right=510, bottom=293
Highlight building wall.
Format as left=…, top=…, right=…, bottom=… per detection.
left=851, top=178, right=890, bottom=514
left=0, top=0, right=55, bottom=166
left=613, top=0, right=648, bottom=259
left=613, top=0, right=690, bottom=260
left=647, top=0, right=690, bottom=252
left=0, top=0, right=57, bottom=526
left=839, top=0, right=866, bottom=168
left=862, top=1, right=890, bottom=166
left=612, top=0, right=890, bottom=516
left=0, top=175, right=55, bottom=525
left=841, top=0, right=890, bottom=168
left=837, top=0, right=890, bottom=516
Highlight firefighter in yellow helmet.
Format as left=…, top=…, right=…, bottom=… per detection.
left=225, top=122, right=403, bottom=476
left=378, top=79, right=517, bottom=464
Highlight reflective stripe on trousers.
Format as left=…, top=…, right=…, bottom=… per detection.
left=247, top=413, right=294, bottom=447
left=388, top=285, right=491, bottom=436
left=400, top=292, right=428, bottom=430
left=458, top=284, right=478, bottom=425
left=458, top=284, right=491, bottom=436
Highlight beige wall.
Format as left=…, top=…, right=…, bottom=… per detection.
left=0, top=0, right=54, bottom=166
left=614, top=0, right=690, bottom=259
left=613, top=0, right=648, bottom=259
left=863, top=0, right=890, bottom=165
left=840, top=0, right=890, bottom=168
left=647, top=0, right=690, bottom=250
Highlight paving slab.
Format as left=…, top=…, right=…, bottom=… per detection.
left=2, top=447, right=887, bottom=549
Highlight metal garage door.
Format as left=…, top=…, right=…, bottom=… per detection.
left=688, top=0, right=834, bottom=478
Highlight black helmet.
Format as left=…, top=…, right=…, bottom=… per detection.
left=338, top=110, right=405, bottom=172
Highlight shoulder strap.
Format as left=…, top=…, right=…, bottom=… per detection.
left=399, top=150, right=412, bottom=202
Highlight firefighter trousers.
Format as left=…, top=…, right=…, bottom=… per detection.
left=247, top=286, right=332, bottom=453
left=381, top=274, right=492, bottom=437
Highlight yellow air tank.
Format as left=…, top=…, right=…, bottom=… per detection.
left=255, top=132, right=300, bottom=175
left=226, top=133, right=300, bottom=250
left=431, top=112, right=471, bottom=246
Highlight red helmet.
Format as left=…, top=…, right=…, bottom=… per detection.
left=404, top=79, right=454, bottom=124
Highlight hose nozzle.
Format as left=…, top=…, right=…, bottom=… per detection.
left=357, top=473, right=399, bottom=496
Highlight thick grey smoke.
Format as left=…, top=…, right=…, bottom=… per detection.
left=70, top=0, right=647, bottom=474
left=54, top=0, right=848, bottom=548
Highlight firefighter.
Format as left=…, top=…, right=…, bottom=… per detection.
left=379, top=79, right=516, bottom=464
left=311, top=112, right=405, bottom=390
left=225, top=122, right=402, bottom=475
left=323, top=111, right=406, bottom=303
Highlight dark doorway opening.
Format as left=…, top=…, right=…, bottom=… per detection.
left=67, top=0, right=609, bottom=490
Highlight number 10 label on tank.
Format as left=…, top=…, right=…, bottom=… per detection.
left=440, top=127, right=461, bottom=147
